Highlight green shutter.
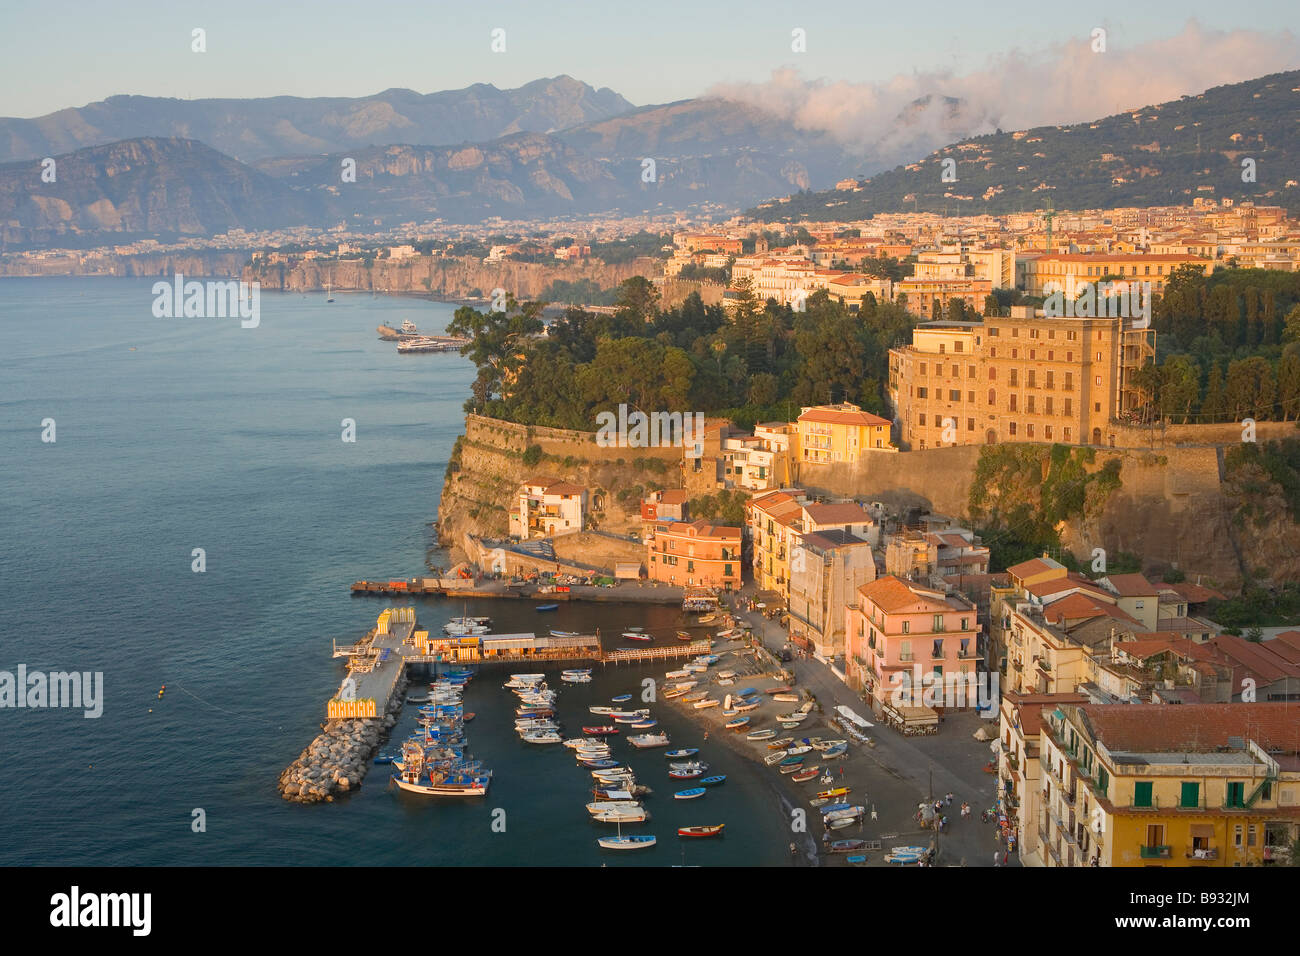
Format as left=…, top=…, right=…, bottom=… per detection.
left=1180, top=781, right=1200, bottom=809
left=1134, top=781, right=1153, bottom=808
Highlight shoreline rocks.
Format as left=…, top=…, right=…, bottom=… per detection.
left=279, top=673, right=409, bottom=804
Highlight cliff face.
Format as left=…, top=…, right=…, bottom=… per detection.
left=445, top=414, right=1300, bottom=592
left=437, top=414, right=681, bottom=562
left=244, top=255, right=655, bottom=300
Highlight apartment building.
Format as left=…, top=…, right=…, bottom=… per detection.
left=888, top=308, right=1156, bottom=449
left=845, top=575, right=981, bottom=712
left=745, top=489, right=808, bottom=594
left=644, top=519, right=741, bottom=589
left=1038, top=703, right=1300, bottom=867
left=884, top=527, right=990, bottom=585
left=997, top=691, right=1088, bottom=866
left=787, top=529, right=877, bottom=659
left=796, top=403, right=895, bottom=466
left=508, top=478, right=588, bottom=539
left=1018, top=252, right=1212, bottom=297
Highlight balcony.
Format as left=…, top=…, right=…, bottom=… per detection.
left=1186, top=847, right=1219, bottom=861
left=1138, top=845, right=1171, bottom=860
left=899, top=652, right=914, bottom=662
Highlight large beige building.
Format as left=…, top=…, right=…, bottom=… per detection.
left=888, top=308, right=1155, bottom=449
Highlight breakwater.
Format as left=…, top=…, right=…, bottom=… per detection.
left=278, top=672, right=408, bottom=804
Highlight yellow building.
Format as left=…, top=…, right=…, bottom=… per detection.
left=1039, top=703, right=1300, bottom=867
left=1018, top=253, right=1212, bottom=297
left=744, top=489, right=807, bottom=594
left=796, top=403, right=894, bottom=466
left=888, top=307, right=1156, bottom=450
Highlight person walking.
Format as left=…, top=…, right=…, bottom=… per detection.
left=871, top=804, right=878, bottom=822
left=993, top=850, right=1001, bottom=867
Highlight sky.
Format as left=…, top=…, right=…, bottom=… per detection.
left=0, top=0, right=1297, bottom=121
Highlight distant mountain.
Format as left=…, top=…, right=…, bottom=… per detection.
left=0, top=76, right=635, bottom=164
left=0, top=139, right=321, bottom=246
left=748, top=71, right=1300, bottom=221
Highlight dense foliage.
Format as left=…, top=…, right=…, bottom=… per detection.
left=447, top=276, right=917, bottom=430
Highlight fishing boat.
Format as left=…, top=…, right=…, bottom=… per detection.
left=716, top=670, right=737, bottom=680
left=747, top=728, right=777, bottom=741
left=597, top=834, right=656, bottom=851
left=684, top=663, right=708, bottom=674
left=677, top=824, right=724, bottom=838
left=697, top=614, right=717, bottom=624
left=561, top=672, right=592, bottom=683
left=764, top=686, right=793, bottom=695
left=772, top=693, right=800, bottom=703
left=664, top=748, right=699, bottom=759
left=845, top=854, right=868, bottom=865
left=810, top=738, right=844, bottom=751
left=520, top=730, right=562, bottom=744
left=675, top=631, right=693, bottom=642
left=765, top=750, right=795, bottom=764
left=611, top=694, right=633, bottom=703
left=669, top=760, right=709, bottom=772
left=665, top=669, right=691, bottom=679
left=674, top=787, right=706, bottom=800
left=587, top=800, right=644, bottom=816
left=669, top=768, right=705, bottom=779
left=817, top=802, right=852, bottom=815
left=884, top=846, right=928, bottom=865
left=824, top=806, right=865, bottom=824
left=692, top=698, right=719, bottom=709
left=589, top=706, right=616, bottom=715
left=582, top=725, right=618, bottom=736
left=779, top=755, right=805, bottom=766
left=593, top=808, right=649, bottom=824
left=535, top=604, right=559, bottom=611
left=724, top=716, right=750, bottom=730
left=822, top=742, right=849, bottom=759
left=791, top=767, right=821, bottom=783
left=628, top=732, right=670, bottom=749
left=816, top=786, right=851, bottom=800
left=699, top=775, right=726, bottom=786
left=779, top=762, right=806, bottom=774
left=716, top=678, right=735, bottom=687
left=776, top=712, right=809, bottom=723
left=829, top=839, right=867, bottom=853
left=785, top=744, right=813, bottom=756
left=622, top=632, right=652, bottom=641
left=768, top=737, right=794, bottom=750
left=683, top=691, right=709, bottom=703
left=629, top=719, right=658, bottom=729
left=552, top=630, right=581, bottom=638
left=735, top=701, right=760, bottom=713
left=827, top=816, right=859, bottom=831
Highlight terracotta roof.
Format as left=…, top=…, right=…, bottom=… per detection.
left=1044, top=592, right=1139, bottom=628
left=545, top=482, right=586, bottom=495
left=1026, top=577, right=1109, bottom=601
left=1103, top=573, right=1158, bottom=597
left=857, top=575, right=958, bottom=614
left=1165, top=581, right=1227, bottom=604
left=1007, top=556, right=1064, bottom=580
left=1077, top=703, right=1300, bottom=754
left=797, top=406, right=891, bottom=428
left=804, top=502, right=871, bottom=525
left=1204, top=635, right=1300, bottom=686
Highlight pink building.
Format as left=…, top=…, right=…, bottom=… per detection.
left=847, top=575, right=982, bottom=712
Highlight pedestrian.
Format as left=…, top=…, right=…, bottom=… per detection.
left=871, top=804, right=878, bottom=821
left=945, top=792, right=954, bottom=806
left=1002, top=850, right=1009, bottom=866
left=993, top=850, right=1000, bottom=867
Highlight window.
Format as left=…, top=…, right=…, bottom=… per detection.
left=950, top=390, right=961, bottom=402
left=1045, top=397, right=1053, bottom=415
left=968, top=364, right=976, bottom=378
left=917, top=387, right=928, bottom=399
left=1028, top=370, right=1036, bottom=388
left=1008, top=421, right=1017, bottom=436
left=1010, top=395, right=1017, bottom=412
left=1045, top=425, right=1053, bottom=439
left=932, top=639, right=944, bottom=658
left=967, top=418, right=975, bottom=431
left=1010, top=369, right=1018, bottom=386
left=1046, top=371, right=1054, bottom=389
left=920, top=363, right=927, bottom=375
left=902, top=621, right=910, bottom=634
left=1026, top=423, right=1034, bottom=438
left=919, top=414, right=926, bottom=426
left=987, top=388, right=996, bottom=405
left=990, top=347, right=996, bottom=358
left=1063, top=427, right=1071, bottom=441
left=989, top=368, right=996, bottom=381
left=1065, top=398, right=1072, bottom=416
left=1180, top=782, right=1200, bottom=809
left=1134, top=781, right=1153, bottom=808
left=1027, top=396, right=1035, bottom=413
left=955, top=341, right=964, bottom=353
left=1226, top=782, right=1245, bottom=808
left=968, top=391, right=975, bottom=403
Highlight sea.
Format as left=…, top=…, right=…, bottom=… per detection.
left=0, top=277, right=796, bottom=866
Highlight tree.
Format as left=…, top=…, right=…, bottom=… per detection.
left=1201, top=364, right=1227, bottom=422
left=614, top=276, right=660, bottom=323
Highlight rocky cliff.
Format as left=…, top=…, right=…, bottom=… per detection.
left=244, top=255, right=656, bottom=300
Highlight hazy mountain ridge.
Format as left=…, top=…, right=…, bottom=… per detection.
left=749, top=70, right=1300, bottom=221
left=0, top=76, right=636, bottom=164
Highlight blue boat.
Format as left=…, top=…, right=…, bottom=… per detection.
left=823, top=742, right=849, bottom=758
left=629, top=719, right=658, bottom=729
left=674, top=787, right=707, bottom=800
left=535, top=604, right=559, bottom=611
left=845, top=854, right=868, bottom=865
left=737, top=687, right=757, bottom=697
left=584, top=758, right=619, bottom=768
left=664, top=748, right=699, bottom=758
left=699, top=775, right=726, bottom=786
left=611, top=694, right=632, bottom=703
left=819, top=802, right=852, bottom=815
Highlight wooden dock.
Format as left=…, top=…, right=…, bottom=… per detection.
left=600, top=640, right=712, bottom=665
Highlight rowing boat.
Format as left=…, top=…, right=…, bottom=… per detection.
left=677, top=824, right=724, bottom=838
left=674, top=788, right=706, bottom=800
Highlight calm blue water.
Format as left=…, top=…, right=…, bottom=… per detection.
left=0, top=278, right=792, bottom=866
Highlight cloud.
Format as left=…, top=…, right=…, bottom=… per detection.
left=706, top=21, right=1300, bottom=171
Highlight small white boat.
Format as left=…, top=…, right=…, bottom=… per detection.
left=587, top=800, right=643, bottom=815
left=665, top=669, right=691, bottom=679
left=520, top=731, right=562, bottom=744
left=589, top=706, right=616, bottom=715
left=597, top=834, right=656, bottom=850
left=561, top=673, right=592, bottom=683
left=776, top=712, right=810, bottom=723
left=593, top=808, right=649, bottom=823
left=693, top=698, right=719, bottom=710
left=628, top=733, right=670, bottom=749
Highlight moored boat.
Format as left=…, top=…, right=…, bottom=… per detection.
left=674, top=787, right=706, bottom=800
left=597, top=834, right=656, bottom=850
left=699, top=774, right=726, bottom=786
left=747, top=728, right=777, bottom=741
left=677, top=824, right=724, bottom=838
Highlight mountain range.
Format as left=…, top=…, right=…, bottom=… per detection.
left=749, top=70, right=1300, bottom=221
left=1, top=71, right=1295, bottom=247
